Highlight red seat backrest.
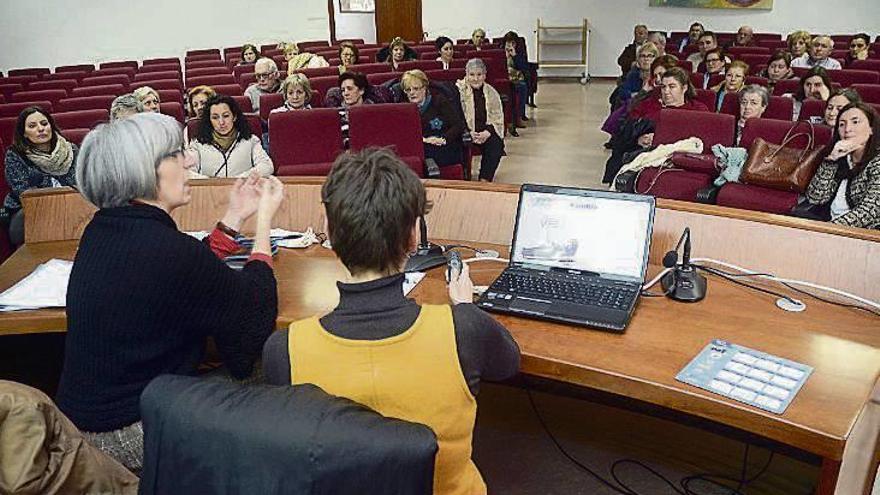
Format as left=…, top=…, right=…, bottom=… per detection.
left=0, top=117, right=17, bottom=148
left=348, top=103, right=424, bottom=173
left=100, top=61, right=138, bottom=71
left=259, top=93, right=284, bottom=121
left=9, top=68, right=50, bottom=78
left=156, top=90, right=183, bottom=104
left=239, top=73, right=256, bottom=89
left=27, top=80, right=77, bottom=94
left=740, top=118, right=833, bottom=150
left=828, top=69, right=880, bottom=87
left=0, top=101, right=53, bottom=118
left=772, top=78, right=801, bottom=96
left=134, top=71, right=180, bottom=83
left=294, top=66, right=341, bottom=79
left=798, top=99, right=826, bottom=122
left=43, top=72, right=87, bottom=82
left=0, top=75, right=39, bottom=86
left=143, top=58, right=181, bottom=67
left=63, top=128, right=91, bottom=146
left=654, top=109, right=735, bottom=151
left=211, top=84, right=245, bottom=97
left=425, top=69, right=461, bottom=83
left=763, top=96, right=794, bottom=121
left=10, top=89, right=68, bottom=105
left=745, top=75, right=768, bottom=87
left=133, top=80, right=183, bottom=92
left=186, top=67, right=231, bottom=78
left=186, top=74, right=237, bottom=89
left=348, top=63, right=393, bottom=75
left=850, top=60, right=880, bottom=72
left=91, top=67, right=137, bottom=80
left=53, top=109, right=109, bottom=130
left=81, top=75, right=130, bottom=89
left=727, top=46, right=770, bottom=56
left=399, top=60, right=442, bottom=72
left=70, top=84, right=127, bottom=98
left=186, top=49, right=221, bottom=58
left=0, top=84, right=25, bottom=100
left=298, top=41, right=331, bottom=52
left=138, top=64, right=181, bottom=75
left=850, top=84, right=880, bottom=104
left=694, top=89, right=716, bottom=110
left=159, top=102, right=185, bottom=123
left=232, top=95, right=253, bottom=113
left=269, top=108, right=343, bottom=174
left=56, top=95, right=115, bottom=113
left=56, top=64, right=95, bottom=74
left=367, top=72, right=398, bottom=86
left=309, top=76, right=340, bottom=98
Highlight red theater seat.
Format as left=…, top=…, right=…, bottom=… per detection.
left=269, top=108, right=343, bottom=176
left=156, top=90, right=183, bottom=105
left=134, top=71, right=180, bottom=83
left=81, top=75, right=130, bottom=89
left=159, top=102, right=185, bottom=123
left=186, top=49, right=221, bottom=58
left=143, top=58, right=181, bottom=67
left=0, top=84, right=25, bottom=100
left=231, top=96, right=253, bottom=113
left=9, top=68, right=50, bottom=79
left=185, top=60, right=227, bottom=70
left=293, top=66, right=341, bottom=79
left=56, top=64, right=95, bottom=74
left=772, top=78, right=800, bottom=96
left=210, top=84, right=245, bottom=97
left=63, top=128, right=91, bottom=146
left=186, top=74, right=237, bottom=88
left=133, top=80, right=183, bottom=92
left=309, top=76, right=340, bottom=99
left=0, top=101, right=53, bottom=118
left=259, top=94, right=284, bottom=121
left=297, top=41, right=331, bottom=52
left=797, top=99, right=826, bottom=123
left=849, top=59, right=880, bottom=72
left=348, top=104, right=425, bottom=177
left=10, top=90, right=68, bottom=106
left=27, top=80, right=77, bottom=94
left=53, top=109, right=110, bottom=130
left=367, top=72, right=398, bottom=86
left=71, top=84, right=127, bottom=98
left=138, top=64, right=182, bottom=75
left=186, top=67, right=231, bottom=78
left=91, top=68, right=137, bottom=80
left=56, top=96, right=116, bottom=112
left=348, top=63, right=394, bottom=75
left=850, top=84, right=880, bottom=103
left=100, top=61, right=138, bottom=71
left=828, top=69, right=879, bottom=87
left=43, top=72, right=87, bottom=82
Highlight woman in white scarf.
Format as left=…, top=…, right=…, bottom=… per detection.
left=2, top=106, right=78, bottom=245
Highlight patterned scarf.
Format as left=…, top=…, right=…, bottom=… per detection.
left=25, top=135, right=74, bottom=176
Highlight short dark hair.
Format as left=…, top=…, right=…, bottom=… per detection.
left=241, top=44, right=261, bottom=59
left=12, top=106, right=62, bottom=155
left=767, top=49, right=792, bottom=67
left=796, top=66, right=833, bottom=102
left=661, top=67, right=696, bottom=100
left=502, top=31, right=520, bottom=44
left=338, top=71, right=368, bottom=90
left=699, top=31, right=717, bottom=42
left=196, top=94, right=252, bottom=144
left=338, top=41, right=360, bottom=64
left=690, top=22, right=704, bottom=30
left=435, top=36, right=453, bottom=51
left=322, top=148, right=430, bottom=276
left=851, top=33, right=871, bottom=46
left=832, top=102, right=879, bottom=170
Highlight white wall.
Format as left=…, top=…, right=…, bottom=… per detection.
left=0, top=0, right=330, bottom=71
left=333, top=1, right=377, bottom=43
left=423, top=0, right=880, bottom=77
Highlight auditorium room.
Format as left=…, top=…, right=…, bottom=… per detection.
left=0, top=0, right=878, bottom=493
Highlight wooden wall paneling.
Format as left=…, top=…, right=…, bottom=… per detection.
left=374, top=0, right=423, bottom=45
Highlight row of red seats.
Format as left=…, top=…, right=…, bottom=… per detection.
left=631, top=109, right=834, bottom=216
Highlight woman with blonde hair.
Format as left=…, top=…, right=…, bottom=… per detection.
left=787, top=31, right=812, bottom=58
left=133, top=86, right=161, bottom=113
left=271, top=73, right=314, bottom=113
left=378, top=37, right=417, bottom=71
left=281, top=41, right=329, bottom=73
left=186, top=85, right=216, bottom=120
left=712, top=60, right=748, bottom=111
left=401, top=69, right=463, bottom=170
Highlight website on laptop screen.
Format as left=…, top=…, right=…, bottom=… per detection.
left=511, top=191, right=652, bottom=279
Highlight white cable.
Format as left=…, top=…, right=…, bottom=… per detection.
left=642, top=267, right=673, bottom=291
left=692, top=257, right=880, bottom=311
left=463, top=257, right=509, bottom=264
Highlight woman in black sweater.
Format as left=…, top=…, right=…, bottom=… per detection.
left=401, top=69, right=464, bottom=169
left=56, top=113, right=285, bottom=473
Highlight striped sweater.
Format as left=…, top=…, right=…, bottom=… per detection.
left=806, top=154, right=880, bottom=229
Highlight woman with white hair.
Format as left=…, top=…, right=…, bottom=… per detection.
left=736, top=84, right=769, bottom=144
left=132, top=86, right=161, bottom=113
left=110, top=93, right=143, bottom=121
left=56, top=112, right=284, bottom=473
left=456, top=58, right=505, bottom=181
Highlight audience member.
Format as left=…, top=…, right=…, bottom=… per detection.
left=648, top=32, right=667, bottom=56
left=238, top=44, right=260, bottom=66
left=469, top=28, right=490, bottom=50
left=791, top=35, right=842, bottom=70
left=110, top=94, right=143, bottom=121
left=378, top=37, right=418, bottom=71
left=435, top=36, right=455, bottom=70
left=677, top=22, right=704, bottom=52
left=186, top=85, right=216, bottom=120
left=2, top=107, right=77, bottom=246
left=188, top=95, right=273, bottom=178
left=696, top=47, right=726, bottom=89
left=824, top=88, right=862, bottom=127
left=504, top=31, right=530, bottom=136
left=688, top=31, right=728, bottom=70
left=337, top=41, right=360, bottom=73
left=133, top=86, right=160, bottom=113
left=736, top=84, right=769, bottom=144
left=620, top=42, right=660, bottom=101
left=401, top=70, right=463, bottom=169
left=618, top=24, right=649, bottom=76
left=788, top=66, right=833, bottom=120
left=760, top=50, right=795, bottom=92
left=282, top=41, right=329, bottom=73
left=651, top=55, right=680, bottom=87
left=629, top=67, right=709, bottom=148
left=731, top=26, right=755, bottom=47
left=270, top=73, right=313, bottom=113
left=805, top=102, right=880, bottom=228
left=262, top=147, right=520, bottom=495
left=245, top=58, right=281, bottom=113
left=324, top=71, right=389, bottom=108
left=786, top=30, right=812, bottom=58
left=457, top=58, right=505, bottom=181
left=713, top=60, right=748, bottom=111
left=845, top=33, right=871, bottom=67
left=57, top=112, right=282, bottom=472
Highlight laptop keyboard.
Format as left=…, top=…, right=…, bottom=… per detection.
left=491, top=271, right=638, bottom=311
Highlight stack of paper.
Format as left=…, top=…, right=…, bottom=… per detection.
left=0, top=259, right=73, bottom=311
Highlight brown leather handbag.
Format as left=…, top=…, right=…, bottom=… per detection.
left=741, top=121, right=825, bottom=192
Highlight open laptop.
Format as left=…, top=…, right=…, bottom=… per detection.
left=477, top=184, right=655, bottom=332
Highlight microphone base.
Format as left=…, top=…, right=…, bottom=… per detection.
left=404, top=244, right=447, bottom=273
left=661, top=265, right=707, bottom=302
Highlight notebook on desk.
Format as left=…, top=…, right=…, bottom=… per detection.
left=477, top=184, right=655, bottom=332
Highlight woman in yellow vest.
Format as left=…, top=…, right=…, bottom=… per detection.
left=262, top=148, right=520, bottom=495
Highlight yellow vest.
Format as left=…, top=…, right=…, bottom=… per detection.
left=289, top=304, right=486, bottom=495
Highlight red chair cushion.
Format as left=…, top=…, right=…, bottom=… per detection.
left=716, top=183, right=799, bottom=214
left=636, top=168, right=713, bottom=202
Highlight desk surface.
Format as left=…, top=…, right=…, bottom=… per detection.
left=2, top=239, right=878, bottom=465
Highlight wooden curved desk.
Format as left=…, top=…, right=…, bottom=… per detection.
left=3, top=179, right=879, bottom=494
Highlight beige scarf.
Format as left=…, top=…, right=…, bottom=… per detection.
left=25, top=135, right=74, bottom=176
left=212, top=130, right=239, bottom=152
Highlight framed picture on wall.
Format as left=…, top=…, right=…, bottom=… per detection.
left=340, top=0, right=375, bottom=13
left=649, top=0, right=772, bottom=8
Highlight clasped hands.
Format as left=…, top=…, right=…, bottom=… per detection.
left=221, top=171, right=285, bottom=232
left=470, top=130, right=491, bottom=145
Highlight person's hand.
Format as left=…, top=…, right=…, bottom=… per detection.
left=257, top=175, right=285, bottom=221
left=637, top=132, right=655, bottom=148
left=505, top=45, right=516, bottom=57
left=448, top=261, right=474, bottom=305
left=222, top=170, right=261, bottom=230
left=472, top=130, right=491, bottom=144
left=812, top=85, right=830, bottom=101
left=827, top=139, right=863, bottom=161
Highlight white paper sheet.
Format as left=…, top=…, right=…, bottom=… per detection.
left=0, top=259, right=73, bottom=311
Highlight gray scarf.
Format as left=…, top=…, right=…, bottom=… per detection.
left=25, top=135, right=74, bottom=176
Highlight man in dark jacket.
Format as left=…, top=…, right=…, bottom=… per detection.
left=618, top=24, right=649, bottom=77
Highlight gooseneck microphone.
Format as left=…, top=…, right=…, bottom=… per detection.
left=403, top=215, right=448, bottom=273
left=661, top=227, right=707, bottom=302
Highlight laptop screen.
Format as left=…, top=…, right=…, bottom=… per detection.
left=510, top=188, right=654, bottom=280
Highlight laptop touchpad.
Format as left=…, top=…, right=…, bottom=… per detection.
left=510, top=299, right=551, bottom=315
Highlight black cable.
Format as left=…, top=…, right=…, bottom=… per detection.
left=780, top=282, right=880, bottom=317
left=443, top=243, right=495, bottom=256
left=693, top=265, right=800, bottom=305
